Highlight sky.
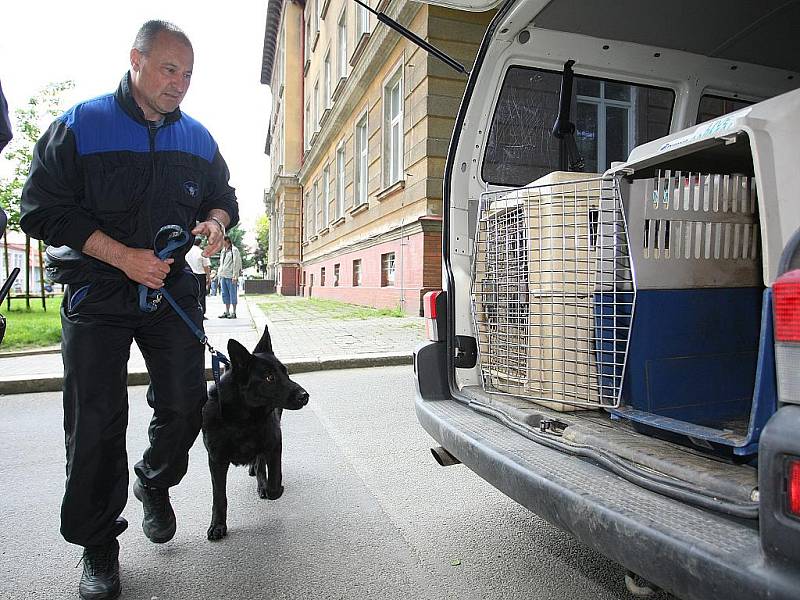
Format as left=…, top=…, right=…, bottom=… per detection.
left=0, top=0, right=273, bottom=245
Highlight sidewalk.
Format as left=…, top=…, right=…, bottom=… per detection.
left=0, top=293, right=425, bottom=395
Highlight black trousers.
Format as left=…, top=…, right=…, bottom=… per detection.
left=193, top=272, right=207, bottom=314
left=60, top=271, right=206, bottom=547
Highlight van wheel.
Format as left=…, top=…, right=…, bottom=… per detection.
left=624, top=571, right=659, bottom=597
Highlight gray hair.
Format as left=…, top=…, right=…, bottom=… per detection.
left=133, top=20, right=192, bottom=55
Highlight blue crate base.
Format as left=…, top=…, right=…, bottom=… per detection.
left=606, top=288, right=777, bottom=455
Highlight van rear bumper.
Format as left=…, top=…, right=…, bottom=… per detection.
left=414, top=346, right=800, bottom=600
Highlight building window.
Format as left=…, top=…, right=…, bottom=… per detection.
left=304, top=102, right=311, bottom=150
left=337, top=9, right=347, bottom=79
left=320, top=267, right=326, bottom=286
left=383, top=67, right=404, bottom=186
left=575, top=80, right=636, bottom=173
left=333, top=263, right=340, bottom=287
left=305, top=13, right=312, bottom=58
left=323, top=165, right=331, bottom=226
left=356, top=2, right=370, bottom=38
left=336, top=143, right=346, bottom=218
left=323, top=51, right=332, bottom=109
left=304, top=191, right=312, bottom=239
left=312, top=180, right=319, bottom=232
left=381, top=253, right=396, bottom=287
left=354, top=112, right=368, bottom=207
left=353, top=259, right=362, bottom=286
left=313, top=80, right=320, bottom=129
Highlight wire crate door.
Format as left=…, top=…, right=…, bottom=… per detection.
left=472, top=173, right=634, bottom=410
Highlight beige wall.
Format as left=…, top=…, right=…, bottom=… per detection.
left=298, top=2, right=492, bottom=267
left=265, top=0, right=492, bottom=301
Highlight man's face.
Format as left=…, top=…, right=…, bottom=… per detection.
left=130, top=31, right=193, bottom=121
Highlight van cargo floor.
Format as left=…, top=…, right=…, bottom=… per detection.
left=459, top=386, right=758, bottom=504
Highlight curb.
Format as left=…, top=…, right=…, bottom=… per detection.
left=0, top=352, right=414, bottom=396
left=0, top=347, right=62, bottom=358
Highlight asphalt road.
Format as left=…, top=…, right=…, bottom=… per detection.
left=0, top=366, right=674, bottom=599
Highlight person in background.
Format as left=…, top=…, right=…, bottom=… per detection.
left=185, top=237, right=211, bottom=318
left=209, top=268, right=218, bottom=295
left=217, top=235, right=241, bottom=319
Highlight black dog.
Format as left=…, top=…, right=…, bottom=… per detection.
left=201, top=326, right=309, bottom=541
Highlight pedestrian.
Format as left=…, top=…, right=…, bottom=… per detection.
left=19, top=20, right=238, bottom=600
left=185, top=236, right=211, bottom=318
left=217, top=235, right=241, bottom=319
left=209, top=268, right=218, bottom=295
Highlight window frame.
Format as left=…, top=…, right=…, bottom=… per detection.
left=323, top=50, right=332, bottom=109
left=336, top=141, right=346, bottom=218
left=354, top=109, right=369, bottom=207
left=382, top=63, right=404, bottom=187
left=352, top=259, right=362, bottom=286
left=575, top=80, right=636, bottom=174
left=381, top=252, right=396, bottom=287
left=322, top=165, right=330, bottom=227
left=337, top=8, right=348, bottom=80
left=356, top=2, right=370, bottom=39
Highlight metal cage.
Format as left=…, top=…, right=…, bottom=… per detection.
left=471, top=173, right=635, bottom=410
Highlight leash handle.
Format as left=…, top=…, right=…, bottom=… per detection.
left=138, top=225, right=191, bottom=313
left=136, top=225, right=231, bottom=394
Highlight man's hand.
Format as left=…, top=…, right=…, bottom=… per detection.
left=193, top=210, right=230, bottom=257
left=118, top=248, right=173, bottom=289
left=192, top=220, right=224, bottom=256
left=83, top=230, right=173, bottom=288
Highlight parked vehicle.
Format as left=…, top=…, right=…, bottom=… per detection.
left=411, top=0, right=800, bottom=597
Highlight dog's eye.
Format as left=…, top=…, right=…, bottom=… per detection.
left=265, top=374, right=275, bottom=383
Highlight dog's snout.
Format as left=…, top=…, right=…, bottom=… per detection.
left=296, top=390, right=309, bottom=406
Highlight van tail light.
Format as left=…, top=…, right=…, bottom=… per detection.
left=788, top=458, right=800, bottom=517
left=423, top=290, right=445, bottom=341
left=773, top=270, right=800, bottom=405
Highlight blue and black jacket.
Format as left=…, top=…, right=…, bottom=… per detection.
left=20, top=73, right=239, bottom=282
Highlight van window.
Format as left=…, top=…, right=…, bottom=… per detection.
left=696, top=94, right=753, bottom=125
left=482, top=66, right=674, bottom=187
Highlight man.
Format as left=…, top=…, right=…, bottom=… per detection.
left=186, top=237, right=211, bottom=317
left=217, top=235, right=242, bottom=319
left=20, top=21, right=238, bottom=600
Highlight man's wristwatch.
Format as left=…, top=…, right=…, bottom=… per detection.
left=208, top=216, right=226, bottom=237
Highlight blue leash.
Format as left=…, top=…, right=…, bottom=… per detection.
left=138, top=225, right=231, bottom=389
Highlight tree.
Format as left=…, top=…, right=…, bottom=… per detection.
left=1, top=81, right=74, bottom=231
left=0, top=81, right=74, bottom=309
left=253, top=214, right=269, bottom=276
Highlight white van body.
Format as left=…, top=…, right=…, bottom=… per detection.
left=413, top=1, right=800, bottom=598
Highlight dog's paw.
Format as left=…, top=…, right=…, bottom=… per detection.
left=248, top=464, right=256, bottom=477
left=265, top=485, right=284, bottom=500
left=207, top=523, right=227, bottom=541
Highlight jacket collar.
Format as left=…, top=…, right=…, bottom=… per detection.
left=115, top=72, right=182, bottom=126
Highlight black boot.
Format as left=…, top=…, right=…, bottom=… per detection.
left=133, top=479, right=176, bottom=543
left=79, top=539, right=121, bottom=600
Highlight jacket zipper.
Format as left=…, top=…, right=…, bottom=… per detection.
left=147, top=122, right=159, bottom=241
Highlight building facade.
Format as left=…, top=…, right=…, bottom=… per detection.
left=262, top=0, right=491, bottom=314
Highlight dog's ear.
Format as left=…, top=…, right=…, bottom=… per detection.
left=253, top=325, right=274, bottom=355
left=227, top=339, right=252, bottom=374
